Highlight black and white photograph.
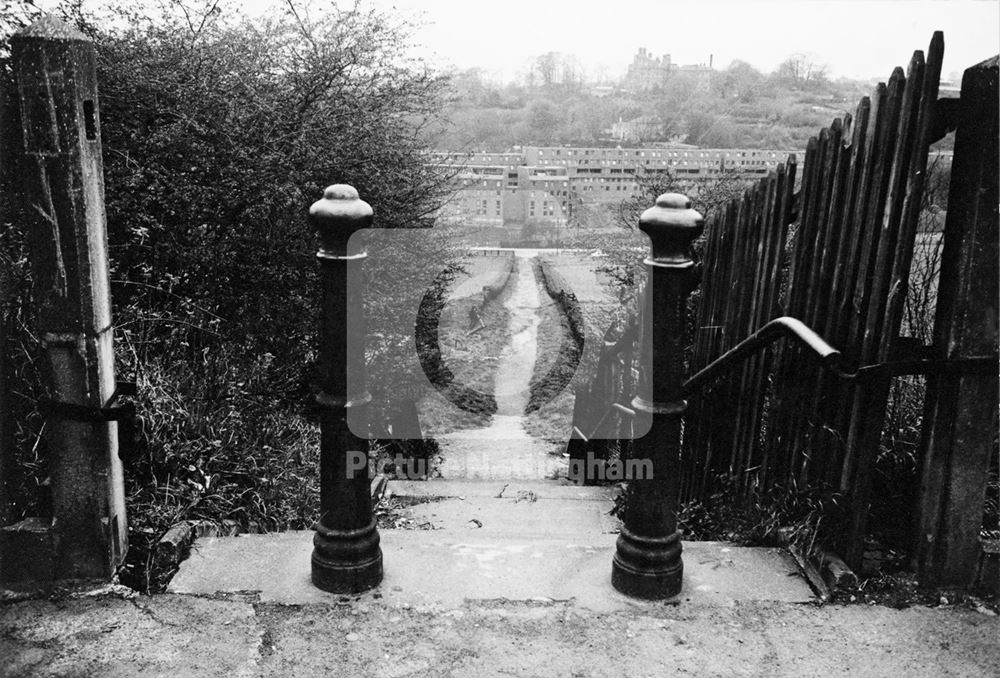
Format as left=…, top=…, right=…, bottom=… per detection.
left=0, top=0, right=997, bottom=674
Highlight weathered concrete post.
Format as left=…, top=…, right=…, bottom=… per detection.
left=309, top=184, right=383, bottom=593
left=0, top=17, right=126, bottom=583
left=612, top=193, right=702, bottom=599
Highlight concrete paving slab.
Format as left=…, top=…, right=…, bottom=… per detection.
left=400, top=496, right=622, bottom=536
left=390, top=479, right=617, bottom=501
left=390, top=479, right=622, bottom=537
left=169, top=531, right=813, bottom=611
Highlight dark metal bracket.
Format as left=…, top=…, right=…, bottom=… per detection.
left=37, top=382, right=138, bottom=462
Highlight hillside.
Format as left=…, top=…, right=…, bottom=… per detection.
left=431, top=60, right=873, bottom=152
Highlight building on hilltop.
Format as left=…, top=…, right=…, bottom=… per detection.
left=623, top=48, right=672, bottom=91
left=622, top=48, right=715, bottom=92
left=677, top=59, right=714, bottom=92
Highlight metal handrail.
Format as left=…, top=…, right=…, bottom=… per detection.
left=683, top=317, right=842, bottom=396
left=682, top=316, right=996, bottom=396
left=574, top=315, right=994, bottom=440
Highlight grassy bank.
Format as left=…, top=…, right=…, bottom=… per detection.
left=416, top=254, right=516, bottom=438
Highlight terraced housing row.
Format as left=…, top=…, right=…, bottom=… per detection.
left=431, top=146, right=799, bottom=230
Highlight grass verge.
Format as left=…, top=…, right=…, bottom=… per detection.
left=524, top=259, right=579, bottom=443
left=416, top=256, right=516, bottom=438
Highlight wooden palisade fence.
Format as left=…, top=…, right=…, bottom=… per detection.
left=681, top=35, right=997, bottom=581
left=575, top=34, right=998, bottom=586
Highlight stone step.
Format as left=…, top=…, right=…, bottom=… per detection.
left=169, top=477, right=813, bottom=610
left=433, top=433, right=567, bottom=481
left=168, top=531, right=814, bottom=611
left=389, top=478, right=616, bottom=500
left=387, top=479, right=621, bottom=538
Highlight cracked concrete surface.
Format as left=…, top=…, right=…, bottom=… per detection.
left=0, top=594, right=260, bottom=677
left=1, top=591, right=999, bottom=677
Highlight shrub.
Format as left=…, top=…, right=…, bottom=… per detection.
left=0, top=0, right=455, bottom=588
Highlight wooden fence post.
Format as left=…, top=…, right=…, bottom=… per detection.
left=916, top=56, right=999, bottom=588
left=612, top=193, right=702, bottom=599
left=309, top=184, right=383, bottom=593
left=0, top=17, right=126, bottom=583
left=0, top=48, right=14, bottom=529
left=0, top=278, right=7, bottom=529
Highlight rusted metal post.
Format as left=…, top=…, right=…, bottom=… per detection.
left=0, top=17, right=126, bottom=583
left=309, top=184, right=383, bottom=593
left=916, top=56, right=999, bottom=588
left=612, top=193, right=702, bottom=599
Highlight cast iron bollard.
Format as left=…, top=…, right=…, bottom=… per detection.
left=612, top=193, right=702, bottom=599
left=309, top=184, right=383, bottom=593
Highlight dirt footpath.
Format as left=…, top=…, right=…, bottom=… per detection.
left=1, top=591, right=997, bottom=677
left=435, top=253, right=566, bottom=481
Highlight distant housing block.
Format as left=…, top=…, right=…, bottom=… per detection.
left=429, top=146, right=799, bottom=234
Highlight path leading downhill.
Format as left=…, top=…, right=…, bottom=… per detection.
left=435, top=251, right=566, bottom=480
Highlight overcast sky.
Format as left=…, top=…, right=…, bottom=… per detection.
left=367, top=0, right=997, bottom=82
left=55, top=0, right=998, bottom=83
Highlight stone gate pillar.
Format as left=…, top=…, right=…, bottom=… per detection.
left=612, top=193, right=702, bottom=599
left=309, top=184, right=383, bottom=593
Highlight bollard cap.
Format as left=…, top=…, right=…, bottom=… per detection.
left=310, top=184, right=373, bottom=258
left=638, top=193, right=703, bottom=267
left=12, top=16, right=91, bottom=43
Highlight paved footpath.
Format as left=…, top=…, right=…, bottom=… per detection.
left=2, top=480, right=998, bottom=677
left=436, top=253, right=566, bottom=481
left=1, top=584, right=998, bottom=677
